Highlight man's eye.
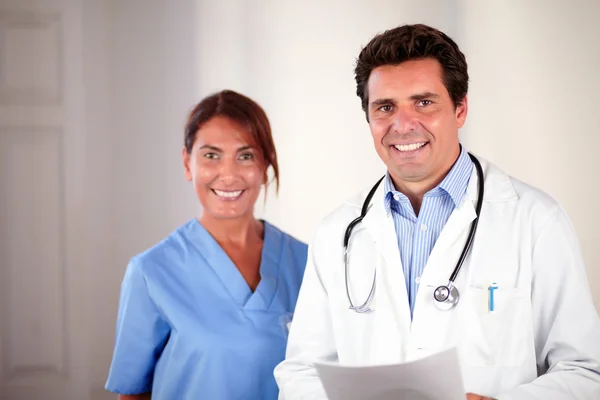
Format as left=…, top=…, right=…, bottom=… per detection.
left=417, top=100, right=433, bottom=107
left=379, top=105, right=393, bottom=112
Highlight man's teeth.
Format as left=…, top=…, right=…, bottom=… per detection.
left=394, top=142, right=426, bottom=152
left=214, top=189, right=243, bottom=198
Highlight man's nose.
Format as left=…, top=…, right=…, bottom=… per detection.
left=392, top=107, right=420, bottom=134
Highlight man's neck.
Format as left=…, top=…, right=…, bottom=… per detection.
left=391, top=149, right=461, bottom=215
left=392, top=178, right=440, bottom=216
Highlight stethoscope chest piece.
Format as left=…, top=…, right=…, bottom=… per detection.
left=433, top=284, right=460, bottom=311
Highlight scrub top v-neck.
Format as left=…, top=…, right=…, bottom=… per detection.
left=105, top=218, right=308, bottom=400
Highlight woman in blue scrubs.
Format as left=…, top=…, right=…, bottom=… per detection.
left=105, top=90, right=308, bottom=399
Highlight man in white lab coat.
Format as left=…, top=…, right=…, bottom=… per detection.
left=274, top=24, right=600, bottom=399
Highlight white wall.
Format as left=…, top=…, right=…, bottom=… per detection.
left=82, top=0, right=114, bottom=393
left=457, top=0, right=600, bottom=310
left=195, top=0, right=459, bottom=242
left=88, top=0, right=199, bottom=394
left=111, top=0, right=199, bottom=263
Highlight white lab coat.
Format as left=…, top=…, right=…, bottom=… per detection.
left=274, top=156, right=600, bottom=399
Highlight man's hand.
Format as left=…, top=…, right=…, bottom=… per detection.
left=466, top=393, right=494, bottom=400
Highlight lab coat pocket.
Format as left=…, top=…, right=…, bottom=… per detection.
left=462, top=286, right=531, bottom=367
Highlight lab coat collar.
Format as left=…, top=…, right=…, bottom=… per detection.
left=348, top=155, right=519, bottom=211
left=467, top=154, right=519, bottom=203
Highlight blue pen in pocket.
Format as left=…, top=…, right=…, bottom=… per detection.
left=488, top=282, right=498, bottom=312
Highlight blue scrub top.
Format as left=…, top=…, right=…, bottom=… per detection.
left=105, top=219, right=308, bottom=399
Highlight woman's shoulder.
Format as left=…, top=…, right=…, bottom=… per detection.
left=263, top=220, right=308, bottom=255
left=128, top=219, right=199, bottom=274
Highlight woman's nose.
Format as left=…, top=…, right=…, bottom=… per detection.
left=218, top=158, right=238, bottom=181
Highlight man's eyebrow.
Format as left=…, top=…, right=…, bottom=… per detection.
left=370, top=92, right=440, bottom=108
left=370, top=98, right=396, bottom=108
left=409, top=92, right=441, bottom=101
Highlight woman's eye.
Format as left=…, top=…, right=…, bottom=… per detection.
left=239, top=153, right=254, bottom=160
left=203, top=152, right=218, bottom=159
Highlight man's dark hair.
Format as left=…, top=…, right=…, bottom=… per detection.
left=355, top=24, right=469, bottom=118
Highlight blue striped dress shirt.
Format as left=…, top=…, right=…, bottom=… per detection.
left=383, top=146, right=473, bottom=318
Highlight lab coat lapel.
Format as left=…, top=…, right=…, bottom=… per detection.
left=361, top=184, right=412, bottom=333
left=421, top=172, right=478, bottom=289
left=422, top=156, right=516, bottom=289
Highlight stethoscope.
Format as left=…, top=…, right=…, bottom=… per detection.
left=343, top=153, right=484, bottom=313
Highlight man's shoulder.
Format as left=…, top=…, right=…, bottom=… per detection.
left=485, top=158, right=555, bottom=201
left=479, top=156, right=563, bottom=222
left=312, top=182, right=380, bottom=238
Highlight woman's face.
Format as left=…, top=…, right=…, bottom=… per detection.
left=183, top=116, right=266, bottom=221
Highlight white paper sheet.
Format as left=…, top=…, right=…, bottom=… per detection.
left=315, top=347, right=465, bottom=400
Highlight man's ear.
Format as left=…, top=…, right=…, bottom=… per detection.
left=456, top=95, right=468, bottom=129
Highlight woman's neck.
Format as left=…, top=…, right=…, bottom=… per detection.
left=199, top=214, right=264, bottom=247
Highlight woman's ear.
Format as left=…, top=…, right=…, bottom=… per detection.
left=182, top=147, right=192, bottom=181
left=262, top=163, right=269, bottom=186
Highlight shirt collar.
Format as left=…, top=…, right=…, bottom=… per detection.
left=437, top=145, right=473, bottom=207
left=383, top=145, right=473, bottom=213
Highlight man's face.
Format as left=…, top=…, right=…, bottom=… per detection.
left=367, top=58, right=467, bottom=189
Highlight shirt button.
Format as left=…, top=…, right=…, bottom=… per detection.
left=393, top=194, right=400, bottom=201
left=420, top=224, right=427, bottom=232
left=415, top=276, right=421, bottom=284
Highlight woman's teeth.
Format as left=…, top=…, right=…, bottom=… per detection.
left=213, top=189, right=243, bottom=198
left=394, top=142, right=426, bottom=152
